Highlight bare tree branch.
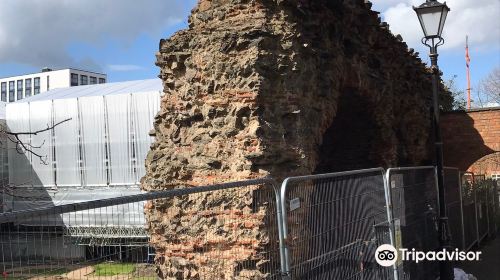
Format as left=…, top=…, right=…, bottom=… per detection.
left=478, top=67, right=500, bottom=105
left=1, top=118, right=72, bottom=165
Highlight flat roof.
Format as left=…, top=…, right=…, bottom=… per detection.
left=14, top=78, right=163, bottom=103
left=0, top=68, right=106, bottom=79
left=442, top=106, right=500, bottom=114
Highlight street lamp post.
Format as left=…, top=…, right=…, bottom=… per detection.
left=413, top=1, right=453, bottom=280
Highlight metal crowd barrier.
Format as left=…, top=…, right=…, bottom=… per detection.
left=385, top=167, right=439, bottom=280
left=2, top=168, right=499, bottom=280
left=458, top=172, right=499, bottom=251
left=0, top=178, right=283, bottom=280
left=279, top=168, right=389, bottom=280
left=443, top=167, right=464, bottom=250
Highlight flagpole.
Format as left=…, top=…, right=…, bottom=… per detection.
left=466, top=35, right=471, bottom=109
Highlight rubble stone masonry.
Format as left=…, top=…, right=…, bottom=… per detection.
left=142, top=0, right=441, bottom=278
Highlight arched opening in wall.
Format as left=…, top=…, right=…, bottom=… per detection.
left=467, top=152, right=500, bottom=178
left=313, top=88, right=378, bottom=173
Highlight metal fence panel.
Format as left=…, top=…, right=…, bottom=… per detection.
left=386, top=167, right=439, bottom=280
left=487, top=181, right=497, bottom=238
left=460, top=172, right=478, bottom=251
left=476, top=187, right=489, bottom=243
left=443, top=167, right=464, bottom=250
left=0, top=178, right=282, bottom=280
left=280, top=168, right=389, bottom=280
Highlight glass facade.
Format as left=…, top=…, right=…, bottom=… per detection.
left=90, top=76, right=97, bottom=85
left=34, top=77, right=40, bottom=94
left=71, top=73, right=78, bottom=86
left=99, top=78, right=106, bottom=84
left=25, top=78, right=32, bottom=97
left=1, top=82, right=6, bottom=102
left=80, top=75, right=88, bottom=85
left=17, top=80, right=23, bottom=100
left=9, top=81, right=15, bottom=102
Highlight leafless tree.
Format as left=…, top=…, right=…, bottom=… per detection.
left=0, top=118, right=71, bottom=165
left=478, top=66, right=500, bottom=105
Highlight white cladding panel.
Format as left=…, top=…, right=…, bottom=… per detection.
left=29, top=101, right=55, bottom=187
left=53, top=99, right=81, bottom=186
left=6, top=103, right=32, bottom=186
left=132, top=91, right=160, bottom=182
left=79, top=96, right=107, bottom=187
left=106, top=94, right=134, bottom=185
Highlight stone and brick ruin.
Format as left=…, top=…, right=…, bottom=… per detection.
left=142, top=0, right=448, bottom=278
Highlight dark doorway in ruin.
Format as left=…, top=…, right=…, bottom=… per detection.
left=314, top=88, right=378, bottom=173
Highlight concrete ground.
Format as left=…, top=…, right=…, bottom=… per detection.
left=456, top=236, right=500, bottom=280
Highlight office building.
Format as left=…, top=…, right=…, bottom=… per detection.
left=0, top=68, right=107, bottom=102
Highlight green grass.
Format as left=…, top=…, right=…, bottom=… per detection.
left=93, top=263, right=135, bottom=276
left=5, top=267, right=71, bottom=279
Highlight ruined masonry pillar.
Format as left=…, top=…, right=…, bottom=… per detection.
left=143, top=0, right=437, bottom=278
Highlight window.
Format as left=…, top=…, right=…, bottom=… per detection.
left=1, top=82, right=6, bottom=102
left=34, top=77, right=40, bottom=94
left=90, top=76, right=97, bottom=85
left=8, top=81, right=15, bottom=102
left=80, top=75, right=88, bottom=85
left=25, top=79, right=32, bottom=97
left=47, top=76, right=50, bottom=91
left=99, top=78, right=106, bottom=84
left=71, top=73, right=78, bottom=86
left=17, top=80, right=23, bottom=100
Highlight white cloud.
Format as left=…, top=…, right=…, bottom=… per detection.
left=107, top=64, right=145, bottom=71
left=0, top=0, right=191, bottom=71
left=374, top=0, right=500, bottom=52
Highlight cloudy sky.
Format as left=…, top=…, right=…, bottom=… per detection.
left=0, top=0, right=498, bottom=105
left=0, top=0, right=197, bottom=81
left=373, top=0, right=500, bottom=105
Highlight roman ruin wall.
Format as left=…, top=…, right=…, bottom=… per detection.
left=142, top=0, right=446, bottom=278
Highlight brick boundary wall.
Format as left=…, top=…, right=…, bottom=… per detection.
left=441, top=107, right=500, bottom=172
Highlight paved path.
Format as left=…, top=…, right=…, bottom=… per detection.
left=457, top=236, right=500, bottom=280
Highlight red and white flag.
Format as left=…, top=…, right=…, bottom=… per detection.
left=465, top=36, right=471, bottom=68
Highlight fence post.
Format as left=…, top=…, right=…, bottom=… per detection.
left=458, top=172, right=466, bottom=251
left=279, top=178, right=291, bottom=279
left=486, top=184, right=490, bottom=238
left=473, top=178, right=480, bottom=247
left=384, top=169, right=399, bottom=280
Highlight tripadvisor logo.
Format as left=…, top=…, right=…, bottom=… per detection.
left=375, top=244, right=482, bottom=266
left=375, top=244, right=398, bottom=267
